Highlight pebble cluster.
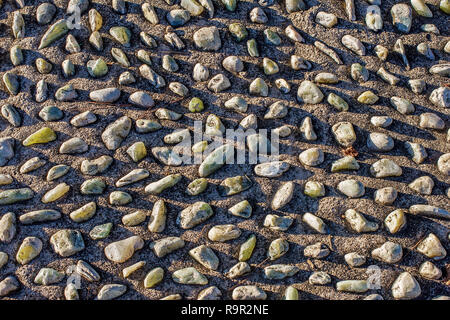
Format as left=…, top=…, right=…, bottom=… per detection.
left=0, top=0, right=449, bottom=300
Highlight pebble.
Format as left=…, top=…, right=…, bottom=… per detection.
left=150, top=237, right=184, bottom=257
left=226, top=262, right=251, bottom=278
left=194, top=26, right=221, bottom=51
left=271, top=181, right=294, bottom=210
left=304, top=242, right=330, bottom=259
left=0, top=212, right=16, bottom=242
left=345, top=209, right=378, bottom=233
left=367, top=132, right=394, bottom=152
left=316, top=12, right=337, bottom=28
left=144, top=267, right=164, bottom=288
left=20, top=209, right=61, bottom=224
left=341, top=35, right=365, bottom=55
left=208, top=224, right=241, bottom=242
left=391, top=4, right=412, bottom=33
left=189, top=245, right=219, bottom=270
left=102, top=116, right=131, bottom=150
left=419, top=261, right=442, bottom=280
left=429, top=87, right=449, bottom=108
left=338, top=179, right=365, bottom=198
left=34, top=268, right=65, bottom=285
left=0, top=276, right=19, bottom=297
left=336, top=280, right=368, bottom=293
left=344, top=252, right=366, bottom=267
left=384, top=209, right=407, bottom=234
left=208, top=74, right=231, bottom=92
left=370, top=116, right=392, bottom=128
left=264, top=264, right=299, bottom=280
left=331, top=122, right=356, bottom=147
left=297, top=80, right=324, bottom=104
left=173, top=267, right=208, bottom=285
left=409, top=176, right=434, bottom=195
left=263, top=214, right=293, bottom=231
left=177, top=201, right=214, bottom=229
left=372, top=241, right=403, bottom=263
left=302, top=212, right=327, bottom=233
left=97, top=284, right=127, bottom=300
left=268, top=238, right=289, bottom=260
left=416, top=233, right=446, bottom=260
left=419, top=113, right=445, bottom=130
left=309, top=271, right=331, bottom=285
left=16, top=236, right=42, bottom=264
left=370, top=159, right=402, bottom=178
left=391, top=272, right=421, bottom=300
left=104, top=236, right=144, bottom=263
left=232, top=286, right=266, bottom=300
left=2, top=104, right=21, bottom=127
left=50, top=229, right=85, bottom=257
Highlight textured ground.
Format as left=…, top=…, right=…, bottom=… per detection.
left=0, top=0, right=449, bottom=300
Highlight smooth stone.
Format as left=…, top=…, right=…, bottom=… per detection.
left=268, top=238, right=289, bottom=260
left=34, top=268, right=64, bottom=285
left=16, top=237, right=42, bottom=264
left=144, top=267, right=164, bottom=288
left=271, top=181, right=294, bottom=210
left=299, top=148, right=324, bottom=166
left=331, top=156, right=359, bottom=172
left=370, top=159, right=402, bottom=178
left=116, top=168, right=149, bottom=187
left=90, top=88, right=121, bottom=103
left=254, top=161, right=289, bottom=177
left=337, top=280, right=368, bottom=293
left=429, top=87, right=449, bottom=108
left=208, top=74, right=231, bottom=93
left=109, top=191, right=132, bottom=206
left=345, top=209, right=378, bottom=232
left=1, top=104, right=21, bottom=127
left=122, top=210, right=146, bottom=227
left=150, top=237, right=184, bottom=257
left=208, top=224, right=241, bottom=242
left=341, top=35, right=365, bottom=55
left=104, top=236, right=144, bottom=263
left=37, top=3, right=56, bottom=25
left=71, top=111, right=97, bottom=127
left=263, top=214, right=293, bottom=231
left=0, top=276, right=19, bottom=297
left=392, top=272, right=421, bottom=300
left=309, top=271, right=331, bottom=285
left=372, top=241, right=403, bottom=263
left=249, top=78, right=268, bottom=96
left=419, top=261, right=442, bottom=280
left=331, top=122, right=356, bottom=147
left=193, top=63, right=209, bottom=81
left=136, top=119, right=161, bottom=133
left=409, top=176, right=434, bottom=195
left=304, top=242, right=330, bottom=259
left=367, top=132, right=394, bottom=152
left=177, top=202, right=214, bottom=229
left=338, top=179, right=365, bottom=198
left=189, top=245, right=219, bottom=270
left=228, top=200, right=252, bottom=218
left=232, top=286, right=266, bottom=300
left=0, top=212, right=16, bottom=242
left=172, top=267, right=208, bottom=285
left=222, top=56, right=244, bottom=73
left=194, top=26, right=221, bottom=51
left=20, top=209, right=61, bottom=224
left=0, top=188, right=33, bottom=205
left=370, top=116, right=392, bottom=128
left=102, top=116, right=131, bottom=150
left=409, top=79, right=426, bottom=94
left=297, top=80, right=324, bottom=104
left=167, top=9, right=191, bottom=26
left=385, top=209, right=407, bottom=234
left=264, top=264, right=299, bottom=280
left=374, top=187, right=397, bottom=205
left=416, top=233, right=446, bottom=260
left=391, top=4, right=412, bottom=33
left=198, top=286, right=222, bottom=300
left=390, top=96, right=414, bottom=114
left=97, top=284, right=126, bottom=300
left=50, top=230, right=85, bottom=257
left=81, top=156, right=113, bottom=175
left=89, top=223, right=112, bottom=240
left=344, top=252, right=366, bottom=267
left=438, top=153, right=450, bottom=175
left=409, top=205, right=449, bottom=220
left=419, top=113, right=445, bottom=130
left=59, top=137, right=88, bottom=154
left=302, top=212, right=327, bottom=233
left=0, top=137, right=14, bottom=167
left=70, top=202, right=96, bottom=222
left=316, top=11, right=337, bottom=28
